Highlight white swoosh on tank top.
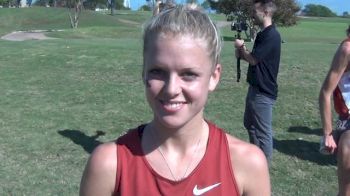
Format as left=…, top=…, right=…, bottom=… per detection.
left=193, top=182, right=221, bottom=195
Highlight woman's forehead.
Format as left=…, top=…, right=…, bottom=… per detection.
left=152, top=32, right=208, bottom=49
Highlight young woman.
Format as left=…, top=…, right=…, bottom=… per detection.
left=319, top=25, right=350, bottom=196
left=80, top=5, right=270, bottom=196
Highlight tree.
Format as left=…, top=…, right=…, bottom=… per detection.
left=107, top=0, right=128, bottom=15
left=65, top=0, right=82, bottom=28
left=83, top=0, right=107, bottom=10
left=210, top=0, right=300, bottom=26
left=33, top=0, right=61, bottom=7
left=0, top=0, right=11, bottom=7
left=201, top=0, right=210, bottom=10
left=138, top=4, right=151, bottom=11
left=33, top=0, right=48, bottom=6
left=342, top=11, right=350, bottom=18
left=273, top=0, right=301, bottom=26
left=302, top=4, right=337, bottom=17
left=209, top=0, right=300, bottom=40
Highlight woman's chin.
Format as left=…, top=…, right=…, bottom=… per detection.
left=155, top=116, right=188, bottom=129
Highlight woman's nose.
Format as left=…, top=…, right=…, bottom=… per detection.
left=163, top=74, right=181, bottom=97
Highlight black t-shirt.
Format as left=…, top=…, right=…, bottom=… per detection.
left=247, top=24, right=281, bottom=100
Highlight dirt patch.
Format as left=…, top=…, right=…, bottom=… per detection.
left=215, top=21, right=231, bottom=28
left=0, top=21, right=229, bottom=41
left=117, top=18, right=230, bottom=28
left=117, top=18, right=140, bottom=26
left=1, top=30, right=58, bottom=41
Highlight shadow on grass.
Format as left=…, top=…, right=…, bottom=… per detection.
left=58, top=130, right=106, bottom=154
left=274, top=138, right=336, bottom=166
left=274, top=126, right=336, bottom=166
left=287, top=126, right=322, bottom=136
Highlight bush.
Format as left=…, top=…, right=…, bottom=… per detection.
left=138, top=4, right=150, bottom=11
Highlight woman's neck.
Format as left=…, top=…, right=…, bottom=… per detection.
left=146, top=118, right=208, bottom=152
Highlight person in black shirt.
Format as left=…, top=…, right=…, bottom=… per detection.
left=234, top=0, right=281, bottom=164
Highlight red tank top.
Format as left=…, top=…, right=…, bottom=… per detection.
left=333, top=38, right=350, bottom=118
left=114, top=122, right=239, bottom=196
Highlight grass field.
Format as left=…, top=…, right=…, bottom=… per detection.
left=0, top=7, right=349, bottom=195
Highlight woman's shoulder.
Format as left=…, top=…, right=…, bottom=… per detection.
left=341, top=38, right=350, bottom=54
left=224, top=134, right=270, bottom=195
left=80, top=125, right=143, bottom=196
left=206, top=122, right=267, bottom=167
left=80, top=142, right=117, bottom=195
left=225, top=134, right=267, bottom=168
left=88, top=125, right=143, bottom=168
left=88, top=142, right=118, bottom=173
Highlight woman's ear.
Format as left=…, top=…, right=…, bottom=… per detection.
left=209, top=63, right=221, bottom=92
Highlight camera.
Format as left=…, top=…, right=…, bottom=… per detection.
left=227, top=11, right=248, bottom=83
left=231, top=21, right=248, bottom=32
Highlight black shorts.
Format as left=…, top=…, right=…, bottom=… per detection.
left=333, top=117, right=350, bottom=144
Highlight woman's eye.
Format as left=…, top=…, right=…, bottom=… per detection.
left=182, top=72, right=198, bottom=80
left=147, top=68, right=166, bottom=80
left=149, top=69, right=162, bottom=75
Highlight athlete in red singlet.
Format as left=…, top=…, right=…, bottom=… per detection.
left=80, top=5, right=270, bottom=196
left=115, top=122, right=239, bottom=195
left=319, top=25, right=350, bottom=196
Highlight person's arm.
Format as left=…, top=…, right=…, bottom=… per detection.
left=319, top=41, right=350, bottom=154
left=80, top=142, right=117, bottom=196
left=234, top=39, right=258, bottom=65
left=227, top=134, right=270, bottom=196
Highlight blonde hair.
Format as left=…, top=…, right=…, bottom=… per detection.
left=143, top=4, right=222, bottom=66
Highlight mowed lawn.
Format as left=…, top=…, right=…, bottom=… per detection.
left=0, top=7, right=349, bottom=195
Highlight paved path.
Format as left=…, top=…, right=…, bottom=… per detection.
left=1, top=30, right=56, bottom=41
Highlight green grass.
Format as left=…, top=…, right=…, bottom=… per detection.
left=0, top=7, right=348, bottom=195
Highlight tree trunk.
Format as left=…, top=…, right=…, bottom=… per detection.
left=69, top=0, right=82, bottom=28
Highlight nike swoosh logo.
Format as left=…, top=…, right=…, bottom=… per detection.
left=193, top=182, right=221, bottom=195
